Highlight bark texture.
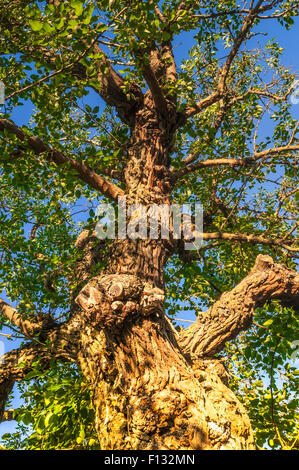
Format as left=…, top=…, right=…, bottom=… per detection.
left=75, top=273, right=255, bottom=450
left=1, top=88, right=298, bottom=447
left=1, top=232, right=298, bottom=449
left=71, top=253, right=298, bottom=449
left=179, top=255, right=299, bottom=357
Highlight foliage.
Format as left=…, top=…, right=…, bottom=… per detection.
left=0, top=0, right=298, bottom=450
left=225, top=306, right=298, bottom=450
left=2, top=362, right=99, bottom=450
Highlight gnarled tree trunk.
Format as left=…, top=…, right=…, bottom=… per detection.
left=72, top=249, right=298, bottom=450
left=70, top=96, right=256, bottom=450
left=76, top=287, right=255, bottom=450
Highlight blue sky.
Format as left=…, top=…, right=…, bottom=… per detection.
left=0, top=10, right=298, bottom=442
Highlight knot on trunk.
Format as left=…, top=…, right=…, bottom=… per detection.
left=74, top=274, right=165, bottom=329
left=140, top=283, right=165, bottom=316
left=249, top=254, right=274, bottom=273
left=207, top=420, right=231, bottom=445
left=191, top=357, right=229, bottom=386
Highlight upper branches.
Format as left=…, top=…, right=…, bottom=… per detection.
left=179, top=1, right=286, bottom=123
left=88, top=43, right=144, bottom=124
left=128, top=6, right=179, bottom=117
left=45, top=0, right=143, bottom=120
left=1, top=0, right=144, bottom=125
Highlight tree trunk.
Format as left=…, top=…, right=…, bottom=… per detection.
left=1, top=7, right=298, bottom=451
left=75, top=268, right=255, bottom=450
left=71, top=95, right=256, bottom=450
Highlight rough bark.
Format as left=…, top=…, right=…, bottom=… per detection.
left=2, top=87, right=298, bottom=449
left=71, top=221, right=298, bottom=449
left=70, top=252, right=298, bottom=450
left=1, top=240, right=297, bottom=448
left=75, top=272, right=255, bottom=450
left=70, top=88, right=260, bottom=447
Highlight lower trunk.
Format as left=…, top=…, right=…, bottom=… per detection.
left=74, top=237, right=255, bottom=450
left=78, top=313, right=255, bottom=450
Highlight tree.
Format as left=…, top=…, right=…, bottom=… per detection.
left=0, top=0, right=298, bottom=450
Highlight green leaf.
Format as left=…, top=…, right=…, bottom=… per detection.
left=24, top=371, right=40, bottom=380
left=69, top=19, right=79, bottom=28
left=162, top=31, right=171, bottom=41
left=44, top=412, right=53, bottom=428
left=43, top=23, right=55, bottom=33
left=22, top=412, right=32, bottom=426
left=71, top=0, right=84, bottom=17
left=29, top=20, right=44, bottom=32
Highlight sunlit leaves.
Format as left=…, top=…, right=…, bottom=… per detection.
left=225, top=304, right=298, bottom=450
left=29, top=20, right=44, bottom=32
left=0, top=0, right=298, bottom=451
left=1, top=363, right=99, bottom=450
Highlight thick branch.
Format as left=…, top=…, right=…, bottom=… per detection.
left=217, top=0, right=264, bottom=93
left=0, top=345, right=43, bottom=422
left=90, top=44, right=144, bottom=123
left=141, top=62, right=170, bottom=116
left=0, top=311, right=83, bottom=422
left=183, top=91, right=221, bottom=120
left=200, top=231, right=297, bottom=253
left=153, top=6, right=177, bottom=86
left=178, top=255, right=299, bottom=358
left=172, top=144, right=299, bottom=180
left=0, top=118, right=124, bottom=201
left=133, top=41, right=173, bottom=116
left=0, top=298, right=55, bottom=339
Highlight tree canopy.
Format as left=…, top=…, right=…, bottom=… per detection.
left=0, top=0, right=298, bottom=450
